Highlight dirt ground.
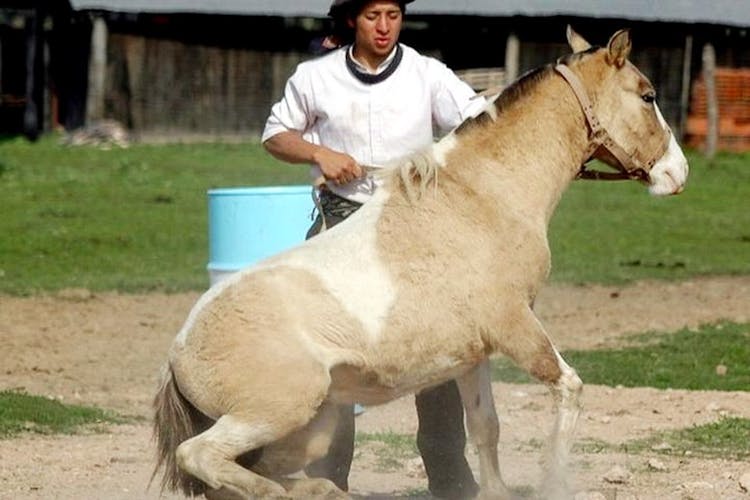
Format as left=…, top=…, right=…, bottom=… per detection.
left=1, top=275, right=749, bottom=499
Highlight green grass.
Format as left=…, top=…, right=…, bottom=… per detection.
left=355, top=421, right=750, bottom=481
left=354, top=431, right=419, bottom=471
left=598, top=417, right=750, bottom=460
left=0, top=389, right=127, bottom=438
left=0, top=135, right=308, bottom=294
left=648, top=417, right=750, bottom=459
left=548, top=151, right=750, bottom=283
left=492, top=321, right=750, bottom=391
left=0, top=135, right=748, bottom=294
left=575, top=418, right=750, bottom=460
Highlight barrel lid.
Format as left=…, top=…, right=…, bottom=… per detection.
left=207, top=185, right=311, bottom=196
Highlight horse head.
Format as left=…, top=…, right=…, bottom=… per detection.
left=561, top=27, right=689, bottom=195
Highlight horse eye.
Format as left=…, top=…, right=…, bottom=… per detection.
left=642, top=92, right=656, bottom=104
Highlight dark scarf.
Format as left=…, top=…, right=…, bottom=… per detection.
left=345, top=44, right=403, bottom=84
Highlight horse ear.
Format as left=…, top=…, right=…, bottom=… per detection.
left=566, top=25, right=591, bottom=52
left=606, top=29, right=632, bottom=68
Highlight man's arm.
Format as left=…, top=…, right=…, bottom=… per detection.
left=426, top=59, right=487, bottom=135
left=263, top=131, right=363, bottom=185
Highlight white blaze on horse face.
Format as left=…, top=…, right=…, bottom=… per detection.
left=649, top=105, right=689, bottom=196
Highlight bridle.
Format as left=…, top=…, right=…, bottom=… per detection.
left=553, top=63, right=671, bottom=182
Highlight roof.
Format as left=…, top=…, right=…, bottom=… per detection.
left=68, top=0, right=750, bottom=28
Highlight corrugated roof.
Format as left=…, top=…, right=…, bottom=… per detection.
left=69, top=0, right=327, bottom=17
left=68, top=0, right=750, bottom=28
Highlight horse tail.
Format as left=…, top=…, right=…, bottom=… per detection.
left=151, top=364, right=212, bottom=496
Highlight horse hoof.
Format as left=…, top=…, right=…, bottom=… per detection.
left=205, top=484, right=292, bottom=500
left=205, top=487, right=246, bottom=500
left=286, top=477, right=349, bottom=499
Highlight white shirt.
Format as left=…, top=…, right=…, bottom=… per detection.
left=262, top=43, right=486, bottom=203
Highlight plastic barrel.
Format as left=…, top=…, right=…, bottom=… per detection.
left=207, top=186, right=313, bottom=286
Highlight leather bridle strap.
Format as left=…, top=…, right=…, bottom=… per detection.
left=554, top=64, right=605, bottom=161
left=554, top=63, right=670, bottom=181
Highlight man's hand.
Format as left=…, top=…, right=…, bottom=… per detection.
left=313, top=147, right=364, bottom=185
left=263, top=132, right=364, bottom=186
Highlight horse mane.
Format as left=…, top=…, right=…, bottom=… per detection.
left=390, top=47, right=601, bottom=202
left=479, top=66, right=553, bottom=125
left=396, top=150, right=441, bottom=203
left=456, top=45, right=600, bottom=135
left=389, top=63, right=556, bottom=202
left=373, top=149, right=440, bottom=204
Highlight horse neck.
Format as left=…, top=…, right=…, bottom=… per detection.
left=453, top=73, right=591, bottom=226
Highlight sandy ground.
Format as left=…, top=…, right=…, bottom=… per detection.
left=1, top=275, right=749, bottom=499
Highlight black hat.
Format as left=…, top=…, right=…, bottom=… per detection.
left=328, top=0, right=414, bottom=19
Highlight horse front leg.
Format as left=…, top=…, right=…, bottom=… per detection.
left=455, top=359, right=512, bottom=500
left=501, top=305, right=583, bottom=500
left=542, top=350, right=583, bottom=500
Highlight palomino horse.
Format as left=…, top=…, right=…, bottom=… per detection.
left=153, top=27, right=688, bottom=499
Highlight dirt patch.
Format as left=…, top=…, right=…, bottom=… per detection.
left=1, top=276, right=749, bottom=499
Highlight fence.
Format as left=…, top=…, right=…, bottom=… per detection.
left=686, top=67, right=750, bottom=152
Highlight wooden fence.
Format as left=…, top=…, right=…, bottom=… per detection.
left=104, top=34, right=306, bottom=139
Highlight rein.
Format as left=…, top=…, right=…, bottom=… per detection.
left=553, top=63, right=671, bottom=182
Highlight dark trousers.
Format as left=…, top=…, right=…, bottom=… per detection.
left=303, top=191, right=478, bottom=499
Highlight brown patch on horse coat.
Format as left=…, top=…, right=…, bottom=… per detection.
left=530, top=349, right=564, bottom=384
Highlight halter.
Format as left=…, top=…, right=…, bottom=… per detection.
left=553, top=63, right=671, bottom=182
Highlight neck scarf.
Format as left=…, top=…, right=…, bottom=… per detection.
left=346, top=44, right=403, bottom=84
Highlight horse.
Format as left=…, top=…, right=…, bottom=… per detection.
left=152, top=27, right=688, bottom=499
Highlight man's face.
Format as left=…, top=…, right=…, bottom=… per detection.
left=350, top=0, right=403, bottom=59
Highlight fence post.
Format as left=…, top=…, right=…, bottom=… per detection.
left=678, top=34, right=693, bottom=142
left=701, top=42, right=718, bottom=160
left=86, top=15, right=108, bottom=124
left=23, top=7, right=45, bottom=141
left=504, top=32, right=519, bottom=86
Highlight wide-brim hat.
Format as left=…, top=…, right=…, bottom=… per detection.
left=328, top=0, right=415, bottom=19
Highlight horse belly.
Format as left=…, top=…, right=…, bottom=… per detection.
left=327, top=359, right=476, bottom=406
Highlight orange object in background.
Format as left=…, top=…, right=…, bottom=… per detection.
left=686, top=67, right=750, bottom=152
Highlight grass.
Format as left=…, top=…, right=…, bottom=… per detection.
left=353, top=422, right=750, bottom=477
left=492, top=321, right=750, bottom=391
left=0, top=135, right=749, bottom=294
left=354, top=431, right=419, bottom=472
left=0, top=135, right=308, bottom=294
left=578, top=417, right=750, bottom=460
left=0, top=389, right=126, bottom=438
left=646, top=417, right=750, bottom=459
left=548, top=151, right=750, bottom=284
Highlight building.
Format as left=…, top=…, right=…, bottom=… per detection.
left=2, top=0, right=749, bottom=147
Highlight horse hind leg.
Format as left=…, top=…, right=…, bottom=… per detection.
left=176, top=415, right=291, bottom=498
left=255, top=401, right=348, bottom=498
left=179, top=401, right=347, bottom=500
left=499, top=306, right=583, bottom=500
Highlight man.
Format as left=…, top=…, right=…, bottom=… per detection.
left=262, top=1, right=485, bottom=497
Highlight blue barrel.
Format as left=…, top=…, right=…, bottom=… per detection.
left=207, top=186, right=313, bottom=285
